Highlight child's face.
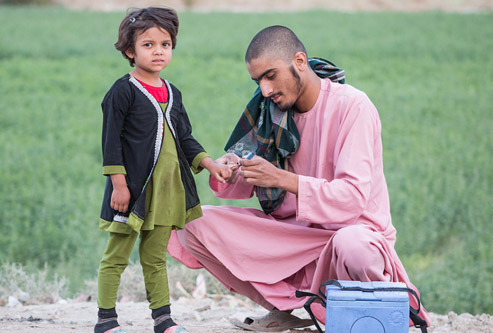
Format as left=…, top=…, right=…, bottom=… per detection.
left=125, top=26, right=172, bottom=76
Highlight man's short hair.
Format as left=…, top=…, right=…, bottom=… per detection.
left=245, top=25, right=307, bottom=63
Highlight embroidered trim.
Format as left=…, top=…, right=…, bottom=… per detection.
left=163, top=80, right=176, bottom=137
left=129, top=76, right=164, bottom=169
left=113, top=214, right=128, bottom=223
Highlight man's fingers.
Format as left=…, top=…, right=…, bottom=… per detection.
left=242, top=175, right=259, bottom=185
left=241, top=169, right=259, bottom=180
left=240, top=156, right=261, bottom=167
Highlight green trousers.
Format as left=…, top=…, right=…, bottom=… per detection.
left=97, top=225, right=172, bottom=309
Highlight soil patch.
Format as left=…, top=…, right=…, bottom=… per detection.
left=1, top=297, right=492, bottom=332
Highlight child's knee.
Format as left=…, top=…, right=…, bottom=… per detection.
left=140, top=254, right=166, bottom=270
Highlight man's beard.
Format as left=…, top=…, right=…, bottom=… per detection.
left=277, top=65, right=302, bottom=111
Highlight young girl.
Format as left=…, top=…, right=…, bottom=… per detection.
left=96, top=7, right=231, bottom=333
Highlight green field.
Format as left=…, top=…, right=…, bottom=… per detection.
left=0, top=6, right=491, bottom=314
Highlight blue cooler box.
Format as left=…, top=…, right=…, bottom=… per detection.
left=325, top=280, right=409, bottom=333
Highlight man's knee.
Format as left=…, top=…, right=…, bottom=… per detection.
left=177, top=207, right=217, bottom=254
left=332, top=225, right=386, bottom=280
left=176, top=223, right=205, bottom=257
left=332, top=225, right=370, bottom=253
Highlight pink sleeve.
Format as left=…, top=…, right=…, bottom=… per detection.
left=209, top=174, right=255, bottom=199
left=297, top=98, right=380, bottom=225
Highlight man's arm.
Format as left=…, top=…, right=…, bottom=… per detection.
left=241, top=96, right=382, bottom=226
left=294, top=99, right=381, bottom=226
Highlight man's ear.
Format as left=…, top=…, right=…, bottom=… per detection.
left=293, top=52, right=308, bottom=71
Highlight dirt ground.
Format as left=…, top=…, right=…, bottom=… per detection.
left=1, top=296, right=492, bottom=332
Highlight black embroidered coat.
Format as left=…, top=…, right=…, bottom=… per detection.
left=100, top=74, right=206, bottom=232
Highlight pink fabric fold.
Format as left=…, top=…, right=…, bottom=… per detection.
left=168, top=79, right=430, bottom=327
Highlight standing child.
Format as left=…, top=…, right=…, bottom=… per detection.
left=96, top=7, right=232, bottom=333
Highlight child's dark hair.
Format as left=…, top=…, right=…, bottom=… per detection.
left=115, top=7, right=179, bottom=67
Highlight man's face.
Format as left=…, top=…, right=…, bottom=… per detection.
left=246, top=56, right=302, bottom=111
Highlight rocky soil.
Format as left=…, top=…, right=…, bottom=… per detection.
left=1, top=296, right=492, bottom=332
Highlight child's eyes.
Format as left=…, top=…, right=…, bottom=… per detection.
left=144, top=43, right=152, bottom=47
left=266, top=74, right=275, bottom=80
left=163, top=42, right=170, bottom=47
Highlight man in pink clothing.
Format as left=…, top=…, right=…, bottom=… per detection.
left=168, top=25, right=430, bottom=331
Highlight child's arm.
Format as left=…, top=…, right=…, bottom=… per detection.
left=200, top=156, right=234, bottom=183
left=110, top=174, right=130, bottom=213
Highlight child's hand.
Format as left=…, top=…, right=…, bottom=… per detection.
left=209, top=162, right=234, bottom=183
left=215, top=153, right=240, bottom=170
left=111, top=187, right=130, bottom=213
left=110, top=174, right=130, bottom=212
left=213, top=153, right=241, bottom=183
left=201, top=155, right=240, bottom=183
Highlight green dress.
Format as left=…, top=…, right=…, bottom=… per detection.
left=142, top=105, right=186, bottom=230
left=101, top=102, right=205, bottom=234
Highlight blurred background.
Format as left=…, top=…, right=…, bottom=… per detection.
left=43, top=0, right=493, bottom=12
left=0, top=0, right=492, bottom=316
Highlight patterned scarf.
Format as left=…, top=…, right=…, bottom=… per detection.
left=225, top=57, right=345, bottom=214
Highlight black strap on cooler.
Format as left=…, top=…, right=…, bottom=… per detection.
left=295, top=290, right=325, bottom=333
left=295, top=279, right=428, bottom=333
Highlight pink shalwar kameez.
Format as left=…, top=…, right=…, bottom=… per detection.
left=168, top=78, right=430, bottom=326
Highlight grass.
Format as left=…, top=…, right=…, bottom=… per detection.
left=0, top=6, right=492, bottom=314
left=0, top=262, right=68, bottom=305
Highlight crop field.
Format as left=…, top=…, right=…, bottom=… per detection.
left=0, top=6, right=491, bottom=314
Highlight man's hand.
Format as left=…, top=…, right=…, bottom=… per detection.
left=240, top=155, right=299, bottom=195
left=110, top=174, right=130, bottom=213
